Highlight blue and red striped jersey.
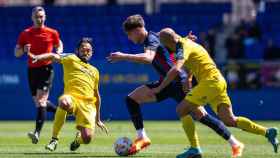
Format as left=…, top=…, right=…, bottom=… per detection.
left=143, top=31, right=187, bottom=83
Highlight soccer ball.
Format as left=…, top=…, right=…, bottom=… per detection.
left=113, top=137, right=132, bottom=156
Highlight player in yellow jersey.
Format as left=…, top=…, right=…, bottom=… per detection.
left=30, top=38, right=108, bottom=151
left=108, top=15, right=243, bottom=157
left=151, top=28, right=279, bottom=158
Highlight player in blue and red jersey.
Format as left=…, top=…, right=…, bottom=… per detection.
left=107, top=14, right=242, bottom=157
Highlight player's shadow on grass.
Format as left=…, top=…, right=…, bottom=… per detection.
left=22, top=152, right=150, bottom=157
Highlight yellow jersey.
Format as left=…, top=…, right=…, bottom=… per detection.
left=178, top=37, right=221, bottom=82
left=60, top=54, right=99, bottom=103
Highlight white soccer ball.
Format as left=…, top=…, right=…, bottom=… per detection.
left=113, top=137, right=132, bottom=156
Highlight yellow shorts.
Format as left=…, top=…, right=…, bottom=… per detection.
left=59, top=94, right=96, bottom=130
left=185, top=76, right=232, bottom=113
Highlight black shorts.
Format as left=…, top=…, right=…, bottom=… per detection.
left=27, top=65, right=54, bottom=96
left=146, top=81, right=186, bottom=103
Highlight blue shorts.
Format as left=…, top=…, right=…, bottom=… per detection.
left=146, top=81, right=186, bottom=103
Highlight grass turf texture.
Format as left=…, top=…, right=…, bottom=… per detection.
left=0, top=121, right=279, bottom=158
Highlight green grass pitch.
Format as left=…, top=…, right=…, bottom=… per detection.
left=0, top=121, right=279, bottom=158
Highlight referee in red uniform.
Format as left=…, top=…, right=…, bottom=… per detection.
left=14, top=6, right=63, bottom=144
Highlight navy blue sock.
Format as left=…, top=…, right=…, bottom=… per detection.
left=199, top=114, right=231, bottom=140
left=125, top=96, right=143, bottom=130
left=35, top=107, right=46, bottom=134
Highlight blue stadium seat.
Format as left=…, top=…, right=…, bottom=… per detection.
left=244, top=40, right=264, bottom=59
left=2, top=3, right=276, bottom=61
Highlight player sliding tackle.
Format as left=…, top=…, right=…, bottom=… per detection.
left=150, top=28, right=279, bottom=157
left=30, top=38, right=108, bottom=151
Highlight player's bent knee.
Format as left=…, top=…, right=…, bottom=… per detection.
left=221, top=117, right=236, bottom=127
left=82, top=135, right=92, bottom=144
left=59, top=101, right=71, bottom=111
left=81, top=129, right=92, bottom=144
left=176, top=105, right=187, bottom=117
left=36, top=91, right=49, bottom=107
left=190, top=107, right=207, bottom=120
left=37, top=100, right=47, bottom=107
left=176, top=100, right=194, bottom=117
left=58, top=96, right=72, bottom=111
left=218, top=106, right=237, bottom=127
left=125, top=95, right=141, bottom=106
left=126, top=95, right=134, bottom=103
left=36, top=97, right=48, bottom=107
left=127, top=94, right=141, bottom=104
left=128, top=85, right=154, bottom=104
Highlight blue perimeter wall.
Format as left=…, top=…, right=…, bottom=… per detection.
left=0, top=60, right=279, bottom=120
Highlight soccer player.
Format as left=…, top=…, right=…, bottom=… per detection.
left=107, top=14, right=243, bottom=157
left=30, top=38, right=108, bottom=151
left=152, top=28, right=279, bottom=157
left=14, top=6, right=63, bottom=144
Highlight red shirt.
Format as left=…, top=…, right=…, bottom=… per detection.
left=17, top=26, right=60, bottom=68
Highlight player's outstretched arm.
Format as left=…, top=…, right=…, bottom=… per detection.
left=30, top=53, right=61, bottom=63
left=55, top=40, right=63, bottom=54
left=183, top=71, right=193, bottom=93
left=151, top=59, right=185, bottom=95
left=94, top=89, right=109, bottom=134
left=107, top=49, right=155, bottom=64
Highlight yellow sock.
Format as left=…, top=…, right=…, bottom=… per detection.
left=52, top=107, right=67, bottom=139
left=236, top=116, right=267, bottom=136
left=181, top=115, right=200, bottom=148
